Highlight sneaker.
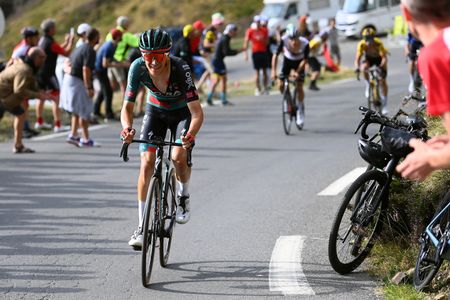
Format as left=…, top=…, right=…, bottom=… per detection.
left=53, top=125, right=68, bottom=133
left=206, top=100, right=214, bottom=106
left=128, top=228, right=143, bottom=249
left=13, top=145, right=35, bottom=154
left=176, top=195, right=190, bottom=224
left=79, top=138, right=101, bottom=147
left=254, top=89, right=261, bottom=96
left=296, top=107, right=305, bottom=128
left=263, top=88, right=270, bottom=95
left=381, top=106, right=389, bottom=116
left=309, top=82, right=320, bottom=91
left=66, top=135, right=81, bottom=147
left=222, top=101, right=234, bottom=106
left=35, top=122, right=52, bottom=130
left=23, top=128, right=40, bottom=139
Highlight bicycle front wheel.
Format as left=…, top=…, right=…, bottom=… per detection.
left=413, top=192, right=449, bottom=290
left=328, top=170, right=388, bottom=274
left=159, top=168, right=177, bottom=267
left=282, top=90, right=293, bottom=135
left=141, top=177, right=160, bottom=288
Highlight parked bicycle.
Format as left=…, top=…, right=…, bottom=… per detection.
left=120, top=131, right=193, bottom=288
left=280, top=74, right=303, bottom=135
left=328, top=106, right=428, bottom=275
left=413, top=190, right=450, bottom=290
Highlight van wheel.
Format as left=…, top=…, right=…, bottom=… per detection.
left=360, top=26, right=376, bottom=38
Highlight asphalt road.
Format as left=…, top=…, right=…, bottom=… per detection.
left=0, top=38, right=411, bottom=299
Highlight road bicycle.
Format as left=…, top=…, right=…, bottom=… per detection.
left=413, top=190, right=450, bottom=290
left=120, top=132, right=193, bottom=288
left=280, top=74, right=304, bottom=135
left=357, top=66, right=383, bottom=113
left=328, top=106, right=428, bottom=275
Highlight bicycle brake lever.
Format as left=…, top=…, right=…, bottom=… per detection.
left=120, top=143, right=130, bottom=162
left=354, top=119, right=364, bottom=134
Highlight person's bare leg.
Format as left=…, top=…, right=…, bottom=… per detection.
left=70, top=115, right=79, bottom=137
left=13, top=113, right=26, bottom=148
left=79, top=118, right=89, bottom=140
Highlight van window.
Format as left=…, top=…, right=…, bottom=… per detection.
left=342, top=0, right=376, bottom=13
left=308, top=0, right=330, bottom=10
left=390, top=0, right=401, bottom=5
left=285, top=3, right=297, bottom=19
left=379, top=0, right=388, bottom=7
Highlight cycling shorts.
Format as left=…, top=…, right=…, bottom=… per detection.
left=281, top=57, right=305, bottom=82
left=364, top=56, right=387, bottom=79
left=139, top=105, right=191, bottom=153
left=307, top=57, right=321, bottom=72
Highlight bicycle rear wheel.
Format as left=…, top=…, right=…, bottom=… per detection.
left=141, top=177, right=160, bottom=288
left=159, top=168, right=177, bottom=267
left=413, top=193, right=449, bottom=290
left=282, top=86, right=292, bottom=135
left=328, top=170, right=388, bottom=274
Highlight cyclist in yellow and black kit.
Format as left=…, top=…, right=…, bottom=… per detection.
left=354, top=28, right=389, bottom=115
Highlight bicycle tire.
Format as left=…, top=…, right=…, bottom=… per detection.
left=159, top=168, right=177, bottom=267
left=413, top=192, right=449, bottom=290
left=328, top=170, right=388, bottom=274
left=141, top=177, right=160, bottom=288
left=282, top=86, right=292, bottom=135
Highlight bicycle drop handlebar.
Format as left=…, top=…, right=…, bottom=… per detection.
left=355, top=106, right=406, bottom=139
left=120, top=139, right=194, bottom=167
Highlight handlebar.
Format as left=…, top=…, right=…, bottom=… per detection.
left=120, top=138, right=194, bottom=167
left=355, top=106, right=406, bottom=139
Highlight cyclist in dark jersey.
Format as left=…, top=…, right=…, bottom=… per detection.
left=121, top=28, right=204, bottom=249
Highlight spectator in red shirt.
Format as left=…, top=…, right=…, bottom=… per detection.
left=397, top=0, right=450, bottom=180
left=243, top=15, right=270, bottom=96
left=36, top=18, right=74, bottom=132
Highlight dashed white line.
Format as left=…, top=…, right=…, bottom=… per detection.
left=269, top=235, right=315, bottom=296
left=318, top=167, right=367, bottom=196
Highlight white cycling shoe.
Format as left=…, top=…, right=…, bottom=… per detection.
left=128, top=228, right=143, bottom=249
left=176, top=196, right=190, bottom=224
left=296, top=106, right=305, bottom=128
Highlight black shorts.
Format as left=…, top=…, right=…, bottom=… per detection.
left=139, top=105, right=191, bottom=152
left=0, top=102, right=25, bottom=119
left=307, top=57, right=321, bottom=72
left=364, top=56, right=387, bottom=78
left=38, top=75, right=60, bottom=92
left=252, top=52, right=269, bottom=70
left=212, top=59, right=227, bottom=76
left=281, top=57, right=305, bottom=81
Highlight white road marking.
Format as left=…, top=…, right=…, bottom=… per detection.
left=269, top=235, right=315, bottom=296
left=318, top=167, right=367, bottom=196
left=31, top=125, right=109, bottom=141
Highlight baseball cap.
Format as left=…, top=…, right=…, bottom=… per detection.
left=193, top=20, right=205, bottom=31
left=253, top=15, right=261, bottom=23
left=111, top=28, right=123, bottom=40
left=212, top=12, right=225, bottom=25
left=77, top=23, right=92, bottom=35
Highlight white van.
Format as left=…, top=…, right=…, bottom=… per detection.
left=261, top=0, right=343, bottom=36
left=336, top=0, right=401, bottom=37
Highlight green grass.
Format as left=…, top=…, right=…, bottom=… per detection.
left=384, top=284, right=426, bottom=300
left=1, top=0, right=262, bottom=59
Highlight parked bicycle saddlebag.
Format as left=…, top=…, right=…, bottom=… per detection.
left=381, top=127, right=416, bottom=157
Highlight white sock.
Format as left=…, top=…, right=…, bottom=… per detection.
left=138, top=200, right=145, bottom=228
left=177, top=180, right=189, bottom=196
left=364, top=80, right=370, bottom=89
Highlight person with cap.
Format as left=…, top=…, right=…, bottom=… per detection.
left=120, top=28, right=203, bottom=248
left=93, top=28, right=128, bottom=122
left=7, top=26, right=41, bottom=138
left=201, top=12, right=225, bottom=55
left=36, top=18, right=74, bottom=132
left=75, top=23, right=92, bottom=48
left=243, top=15, right=269, bottom=96
left=298, top=15, right=312, bottom=40
left=191, top=20, right=213, bottom=93
left=307, top=30, right=328, bottom=91
left=105, top=16, right=139, bottom=96
left=172, top=24, right=195, bottom=70
left=207, top=24, right=244, bottom=106
left=0, top=47, right=55, bottom=153
left=60, top=28, right=100, bottom=147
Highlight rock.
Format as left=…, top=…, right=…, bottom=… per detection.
left=391, top=271, right=407, bottom=285
left=432, top=292, right=447, bottom=300
left=406, top=267, right=415, bottom=277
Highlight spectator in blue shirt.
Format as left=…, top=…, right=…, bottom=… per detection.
left=93, top=29, right=128, bottom=121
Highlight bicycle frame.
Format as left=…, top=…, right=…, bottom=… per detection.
left=425, top=201, right=450, bottom=260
